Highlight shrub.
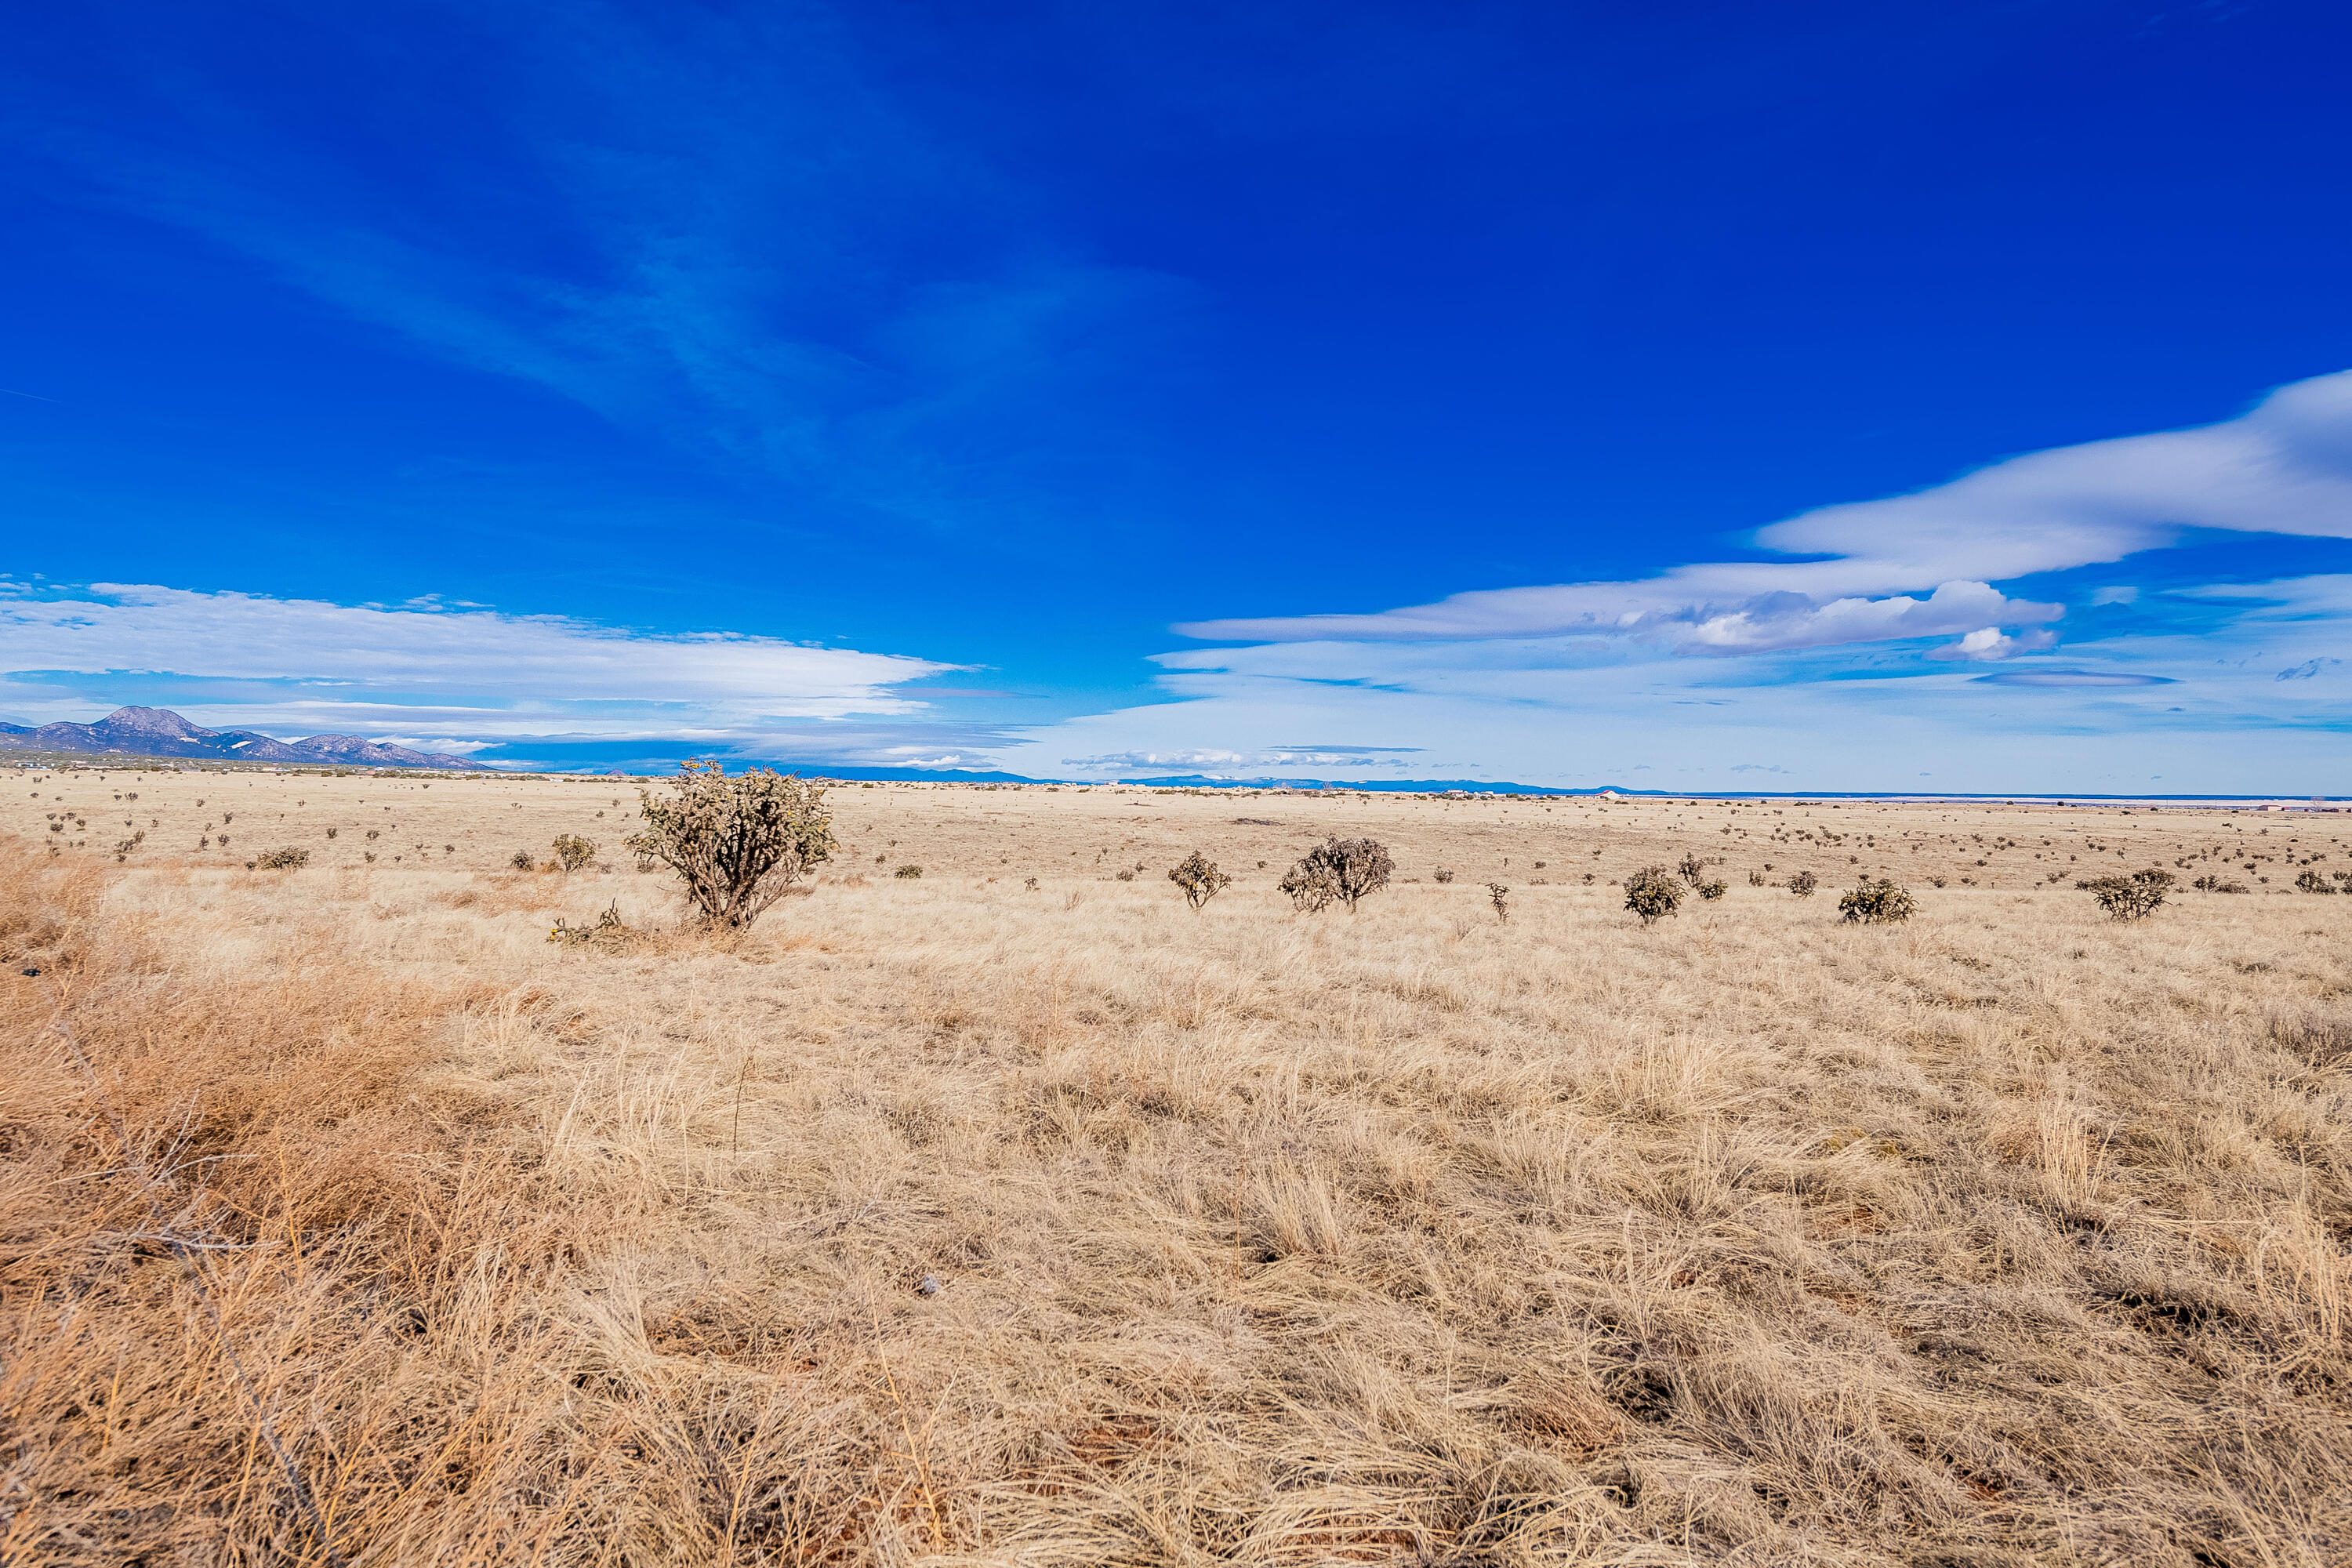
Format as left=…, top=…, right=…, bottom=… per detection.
left=255, top=847, right=310, bottom=870
left=629, top=761, right=837, bottom=929
left=549, top=900, right=631, bottom=949
left=325, top=826, right=338, bottom=839
left=1168, top=851, right=1232, bottom=911
left=1675, top=851, right=1708, bottom=887
left=551, top=834, right=597, bottom=873
left=1624, top=866, right=1683, bottom=926
left=1486, top=882, right=1509, bottom=920
left=1788, top=869, right=1818, bottom=897
left=1748, top=869, right=1765, bottom=887
left=1838, top=878, right=1915, bottom=924
left=2294, top=869, right=2337, bottom=895
left=2192, top=873, right=2249, bottom=893
left=1279, top=837, right=1393, bottom=913
left=895, top=865, right=923, bottom=879
left=2088, top=868, right=2173, bottom=921
left=1432, top=868, right=1455, bottom=884
left=510, top=850, right=535, bottom=870
left=1114, top=869, right=1135, bottom=882
left=1697, top=879, right=1727, bottom=901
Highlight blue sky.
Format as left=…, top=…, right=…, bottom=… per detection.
left=3, top=0, right=2350, bottom=789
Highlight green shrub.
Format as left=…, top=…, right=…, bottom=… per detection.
left=1838, top=878, right=1915, bottom=924
left=255, top=847, right=310, bottom=870
left=551, top=833, right=597, bottom=873
left=1697, top=879, right=1727, bottom=901
left=1624, top=866, right=1683, bottom=926
left=1788, top=869, right=1818, bottom=897
left=1279, top=837, right=1393, bottom=913
left=1168, top=851, right=1232, bottom=910
left=2088, top=868, right=2172, bottom=921
left=629, top=761, right=836, bottom=929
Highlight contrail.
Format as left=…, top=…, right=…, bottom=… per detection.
left=0, top=387, right=60, bottom=402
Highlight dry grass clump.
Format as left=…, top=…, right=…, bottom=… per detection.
left=3, top=816, right=2350, bottom=1565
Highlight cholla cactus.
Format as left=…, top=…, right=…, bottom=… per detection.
left=630, top=760, right=835, bottom=930
left=1279, top=837, right=1393, bottom=913
left=1838, top=878, right=1917, bottom=924
left=1624, top=866, right=1683, bottom=926
left=551, top=833, right=597, bottom=872
left=2087, top=869, right=2171, bottom=921
left=1168, top=851, right=1232, bottom=911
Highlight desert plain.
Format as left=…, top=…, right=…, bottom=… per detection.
left=4, top=768, right=2349, bottom=1565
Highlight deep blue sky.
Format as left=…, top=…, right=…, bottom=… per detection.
left=4, top=1, right=2349, bottom=787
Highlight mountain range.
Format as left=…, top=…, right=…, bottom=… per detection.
left=0, top=706, right=489, bottom=770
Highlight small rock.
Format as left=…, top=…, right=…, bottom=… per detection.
left=918, top=1274, right=942, bottom=1297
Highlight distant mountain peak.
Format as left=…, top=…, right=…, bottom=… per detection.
left=0, top=706, right=488, bottom=770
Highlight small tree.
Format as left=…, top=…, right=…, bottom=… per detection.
left=1838, top=878, right=1915, bottom=924
left=629, top=760, right=835, bottom=930
left=1486, top=881, right=1510, bottom=920
left=2088, top=868, right=2172, bottom=921
left=1788, top=869, right=1818, bottom=898
left=551, top=833, right=597, bottom=872
left=1624, top=866, right=1683, bottom=926
left=1279, top=837, right=1393, bottom=913
left=1169, top=851, right=1232, bottom=911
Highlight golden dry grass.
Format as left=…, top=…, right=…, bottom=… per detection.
left=3, top=774, right=2349, bottom=1565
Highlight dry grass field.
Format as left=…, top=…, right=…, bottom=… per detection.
left=4, top=769, right=2350, bottom=1566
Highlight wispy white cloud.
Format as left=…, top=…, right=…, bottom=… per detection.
left=0, top=582, right=958, bottom=745
left=1181, top=368, right=2352, bottom=657
left=998, top=375, right=2352, bottom=790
